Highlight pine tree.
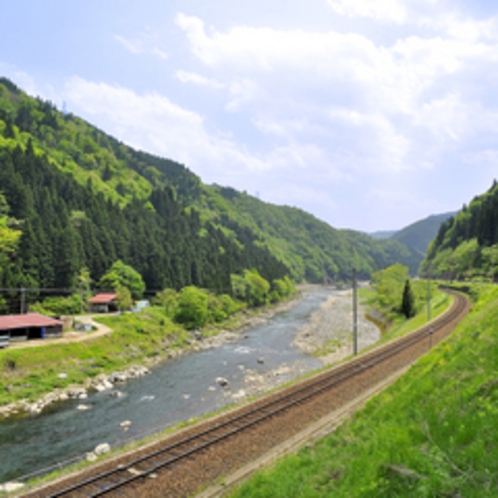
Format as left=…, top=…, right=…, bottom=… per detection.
left=401, top=279, right=416, bottom=318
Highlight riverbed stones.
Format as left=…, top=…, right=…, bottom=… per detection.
left=0, top=482, right=24, bottom=492
left=94, top=442, right=111, bottom=456
left=232, top=389, right=246, bottom=400
left=67, top=387, right=87, bottom=399
left=109, top=371, right=127, bottom=383
left=216, top=377, right=230, bottom=387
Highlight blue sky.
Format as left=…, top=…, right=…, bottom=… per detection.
left=1, top=0, right=498, bottom=232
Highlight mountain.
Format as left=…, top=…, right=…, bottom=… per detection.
left=0, top=77, right=422, bottom=296
left=391, top=212, right=457, bottom=255
left=368, top=212, right=456, bottom=263
left=368, top=230, right=397, bottom=240
left=202, top=186, right=422, bottom=279
left=420, top=181, right=498, bottom=280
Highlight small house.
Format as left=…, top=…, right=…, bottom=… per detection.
left=0, top=313, right=63, bottom=344
left=88, top=293, right=118, bottom=313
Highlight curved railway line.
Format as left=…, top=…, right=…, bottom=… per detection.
left=23, top=290, right=470, bottom=498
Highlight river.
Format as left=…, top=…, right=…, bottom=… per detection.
left=0, top=288, right=346, bottom=484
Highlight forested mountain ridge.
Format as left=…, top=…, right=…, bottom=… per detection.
left=204, top=186, right=422, bottom=279
left=0, top=77, right=421, bottom=295
left=368, top=212, right=456, bottom=258
left=0, top=79, right=289, bottom=300
left=391, top=212, right=456, bottom=256
left=420, top=181, right=498, bottom=280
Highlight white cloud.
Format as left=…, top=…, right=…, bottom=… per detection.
left=327, top=0, right=408, bottom=24
left=114, top=32, right=168, bottom=60
left=175, top=70, right=223, bottom=89
left=176, top=13, right=381, bottom=72
left=115, top=35, right=143, bottom=55
left=62, top=77, right=307, bottom=182
left=42, top=3, right=498, bottom=230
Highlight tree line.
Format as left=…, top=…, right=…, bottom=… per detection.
left=421, top=180, right=498, bottom=281
left=0, top=142, right=290, bottom=313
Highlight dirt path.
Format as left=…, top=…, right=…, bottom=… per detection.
left=7, top=316, right=112, bottom=350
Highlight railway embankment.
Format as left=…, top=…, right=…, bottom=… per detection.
left=229, top=286, right=498, bottom=498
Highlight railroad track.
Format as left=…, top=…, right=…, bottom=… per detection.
left=25, top=290, right=469, bottom=498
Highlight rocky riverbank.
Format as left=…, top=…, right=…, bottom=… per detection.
left=0, top=365, right=151, bottom=419
left=293, top=289, right=380, bottom=364
left=0, top=295, right=304, bottom=421
left=0, top=290, right=380, bottom=421
left=216, top=288, right=381, bottom=403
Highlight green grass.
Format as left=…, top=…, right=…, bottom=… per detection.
left=380, top=289, right=452, bottom=343
left=229, top=284, right=498, bottom=497
left=0, top=307, right=188, bottom=407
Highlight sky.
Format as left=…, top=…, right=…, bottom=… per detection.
left=1, top=0, right=498, bottom=232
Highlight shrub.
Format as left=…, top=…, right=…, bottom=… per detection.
left=174, top=286, right=209, bottom=330
left=154, top=288, right=179, bottom=318
left=30, top=294, right=83, bottom=316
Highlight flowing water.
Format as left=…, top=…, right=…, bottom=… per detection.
left=0, top=289, right=337, bottom=483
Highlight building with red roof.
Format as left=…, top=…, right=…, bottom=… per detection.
left=87, top=293, right=118, bottom=313
left=0, top=313, right=63, bottom=345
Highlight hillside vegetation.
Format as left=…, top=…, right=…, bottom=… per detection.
left=230, top=284, right=497, bottom=497
left=0, top=77, right=421, bottom=303
left=392, top=212, right=456, bottom=256
left=421, top=181, right=498, bottom=280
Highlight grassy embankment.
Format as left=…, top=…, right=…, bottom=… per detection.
left=0, top=302, right=274, bottom=409
left=229, top=284, right=497, bottom=497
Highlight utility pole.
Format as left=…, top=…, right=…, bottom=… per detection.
left=20, top=287, right=26, bottom=314
left=353, top=268, right=358, bottom=355
left=427, top=278, right=431, bottom=322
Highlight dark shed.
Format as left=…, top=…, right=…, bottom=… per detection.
left=0, top=313, right=63, bottom=342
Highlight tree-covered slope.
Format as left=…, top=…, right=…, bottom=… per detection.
left=201, top=186, right=422, bottom=280
left=0, top=76, right=421, bottom=287
left=392, top=211, right=456, bottom=256
left=421, top=181, right=498, bottom=280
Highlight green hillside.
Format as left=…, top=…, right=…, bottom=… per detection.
left=392, top=212, right=456, bottom=256
left=0, top=76, right=421, bottom=294
left=200, top=186, right=422, bottom=281
left=421, top=181, right=498, bottom=280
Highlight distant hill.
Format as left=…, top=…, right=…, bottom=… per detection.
left=392, top=212, right=457, bottom=255
left=0, top=76, right=424, bottom=293
left=368, top=230, right=397, bottom=240
left=367, top=212, right=456, bottom=273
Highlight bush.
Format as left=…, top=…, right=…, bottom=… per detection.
left=30, top=294, right=83, bottom=316
left=153, top=288, right=179, bottom=318
left=98, top=260, right=145, bottom=300
left=174, top=286, right=209, bottom=330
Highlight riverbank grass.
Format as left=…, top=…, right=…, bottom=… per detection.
left=0, top=296, right=297, bottom=409
left=380, top=289, right=452, bottom=342
left=0, top=307, right=188, bottom=406
left=229, top=285, right=498, bottom=497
